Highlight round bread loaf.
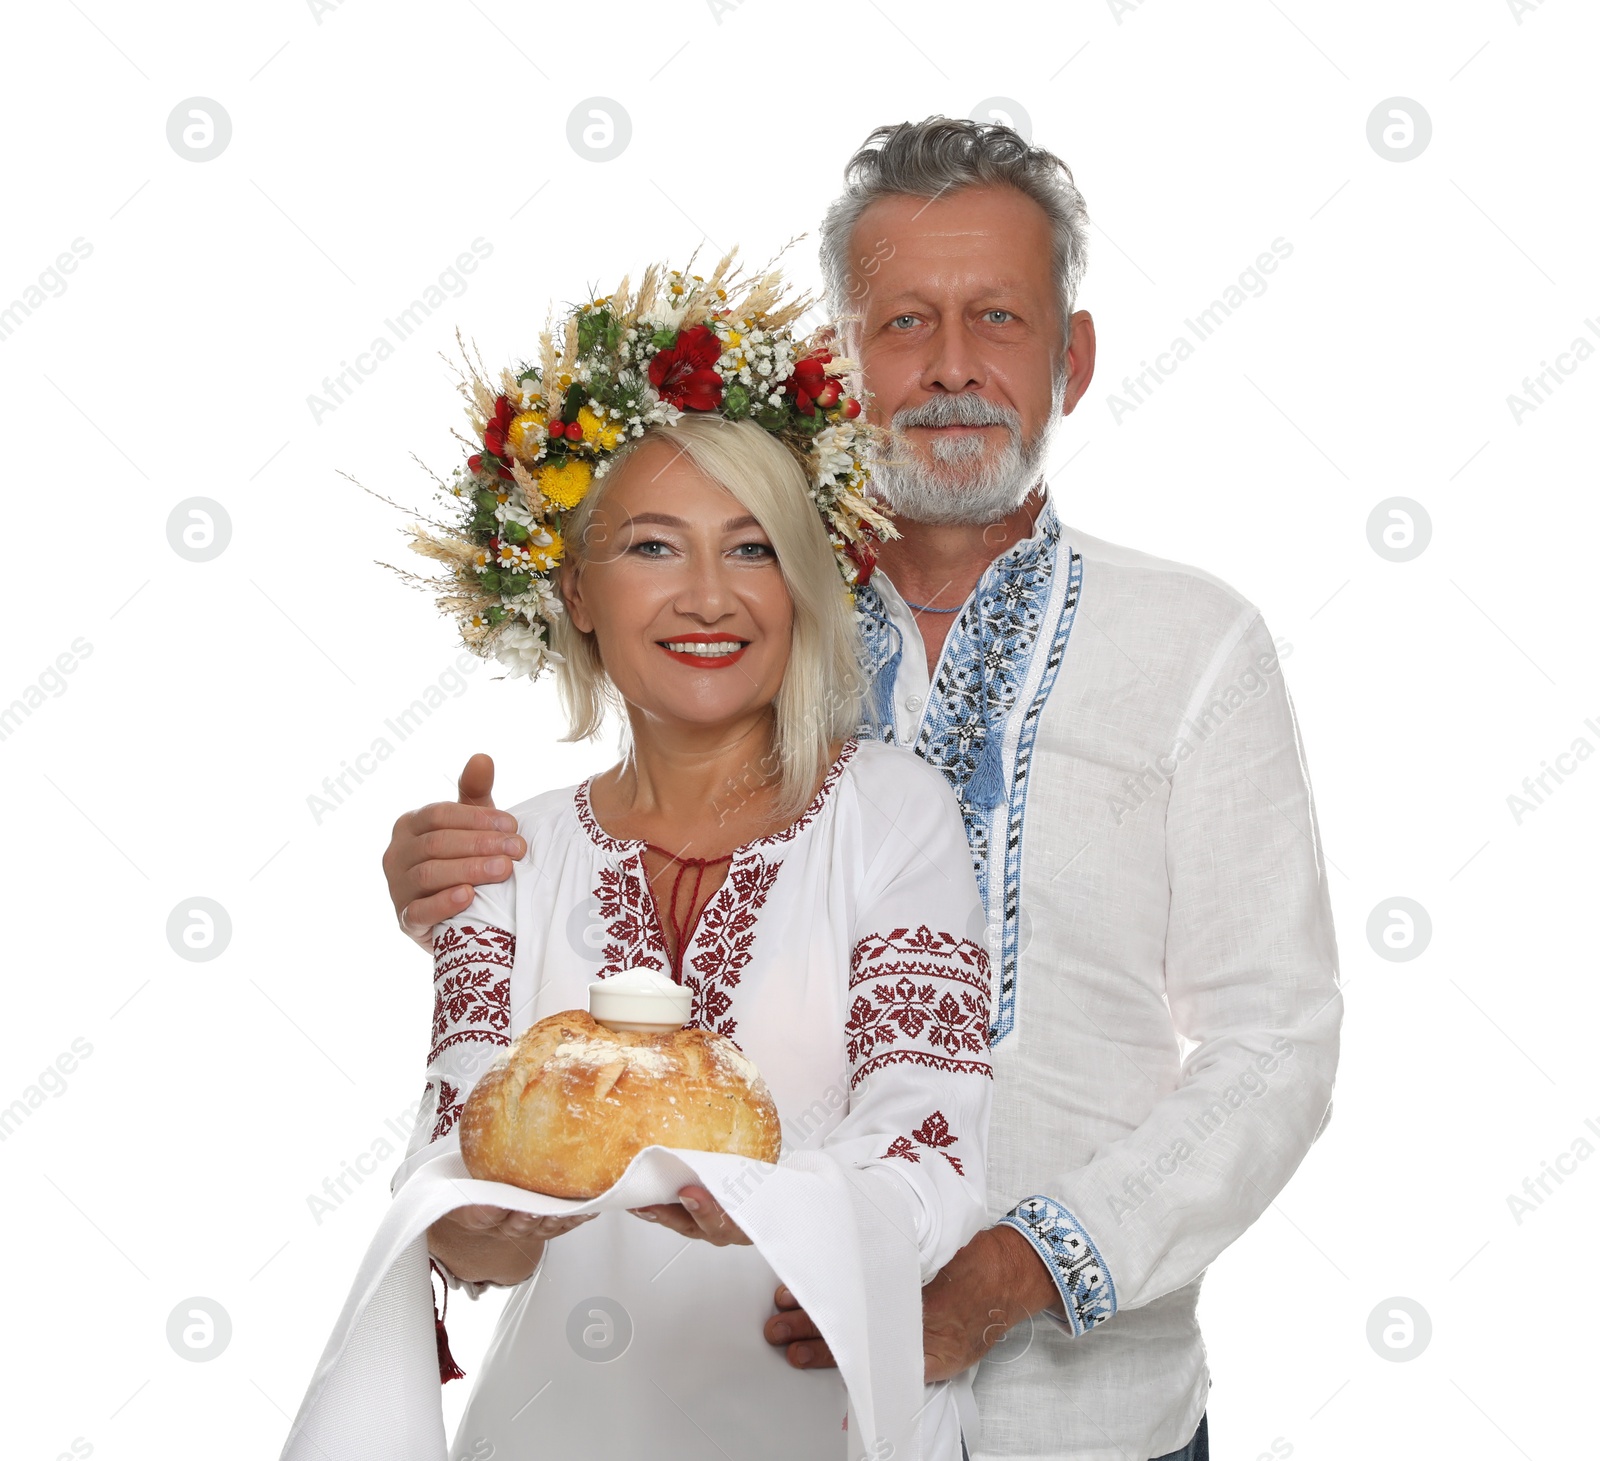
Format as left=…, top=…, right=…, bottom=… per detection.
left=459, top=1008, right=782, bottom=1198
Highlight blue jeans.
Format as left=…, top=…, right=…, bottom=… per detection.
left=1151, top=1413, right=1208, bottom=1461
left=959, top=1413, right=1208, bottom=1461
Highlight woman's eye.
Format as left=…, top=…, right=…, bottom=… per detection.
left=631, top=538, right=673, bottom=557
left=731, top=542, right=775, bottom=560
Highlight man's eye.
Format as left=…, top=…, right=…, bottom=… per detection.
left=985, top=309, right=1014, bottom=324
left=890, top=314, right=919, bottom=329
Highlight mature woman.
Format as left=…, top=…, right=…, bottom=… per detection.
left=288, top=263, right=994, bottom=1461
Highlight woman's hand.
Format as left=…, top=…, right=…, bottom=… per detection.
left=428, top=1204, right=597, bottom=1285
left=446, top=1204, right=597, bottom=1243
left=628, top=1184, right=750, bottom=1246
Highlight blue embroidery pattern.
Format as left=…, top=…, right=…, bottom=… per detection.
left=856, top=506, right=1081, bottom=1047
left=991, top=545, right=1080, bottom=1044
left=999, top=1195, right=1117, bottom=1336
left=856, top=590, right=904, bottom=736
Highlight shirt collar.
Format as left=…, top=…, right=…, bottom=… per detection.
left=870, top=487, right=1062, bottom=616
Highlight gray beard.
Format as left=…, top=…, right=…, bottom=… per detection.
left=869, top=389, right=1062, bottom=526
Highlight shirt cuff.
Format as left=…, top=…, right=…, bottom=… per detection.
left=998, top=1195, right=1117, bottom=1337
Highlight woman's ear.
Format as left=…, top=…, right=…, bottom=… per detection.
left=560, top=556, right=593, bottom=634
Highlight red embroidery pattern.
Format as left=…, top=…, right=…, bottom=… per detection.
left=572, top=739, right=857, bottom=857
left=593, top=858, right=669, bottom=977
left=573, top=779, right=634, bottom=854
left=429, top=924, right=514, bottom=1065
left=431, top=1079, right=461, bottom=1141
left=755, top=739, right=859, bottom=846
left=682, top=855, right=782, bottom=1041
left=574, top=749, right=851, bottom=1042
left=846, top=926, right=993, bottom=1089
left=881, top=1110, right=966, bottom=1174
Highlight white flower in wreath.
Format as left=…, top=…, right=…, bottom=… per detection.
left=639, top=296, right=691, bottom=331
left=490, top=618, right=547, bottom=678
left=521, top=576, right=565, bottom=619
left=499, top=499, right=539, bottom=532
left=812, top=424, right=854, bottom=483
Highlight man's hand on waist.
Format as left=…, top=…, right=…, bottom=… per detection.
left=763, top=1224, right=1061, bottom=1382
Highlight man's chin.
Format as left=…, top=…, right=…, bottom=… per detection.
left=875, top=474, right=1035, bottom=527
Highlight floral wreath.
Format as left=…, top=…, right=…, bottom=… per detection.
left=390, top=250, right=895, bottom=679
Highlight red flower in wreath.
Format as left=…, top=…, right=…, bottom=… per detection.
left=786, top=350, right=840, bottom=415
left=649, top=325, right=724, bottom=411
left=845, top=535, right=879, bottom=585
left=481, top=394, right=516, bottom=458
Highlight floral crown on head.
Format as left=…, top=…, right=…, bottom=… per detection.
left=399, top=250, right=896, bottom=680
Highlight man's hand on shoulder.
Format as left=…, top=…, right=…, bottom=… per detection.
left=382, top=753, right=525, bottom=950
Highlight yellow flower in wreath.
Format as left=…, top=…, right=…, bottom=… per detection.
left=506, top=410, right=547, bottom=459
left=537, top=457, right=593, bottom=509
left=528, top=529, right=564, bottom=572
left=575, top=405, right=623, bottom=450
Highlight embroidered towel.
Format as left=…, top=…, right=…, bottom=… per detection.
left=280, top=1143, right=957, bottom=1461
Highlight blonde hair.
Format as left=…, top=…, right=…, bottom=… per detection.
left=549, top=414, right=864, bottom=821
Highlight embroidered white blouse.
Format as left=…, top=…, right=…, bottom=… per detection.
left=853, top=497, right=1344, bottom=1461
left=394, top=739, right=995, bottom=1460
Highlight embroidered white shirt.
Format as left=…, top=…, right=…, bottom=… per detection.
left=855, top=498, right=1343, bottom=1461
left=396, top=740, right=995, bottom=1460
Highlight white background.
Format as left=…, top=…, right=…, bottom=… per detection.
left=2, top=1, right=1595, bottom=1457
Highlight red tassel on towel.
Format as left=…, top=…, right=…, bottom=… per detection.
left=430, top=1259, right=466, bottom=1384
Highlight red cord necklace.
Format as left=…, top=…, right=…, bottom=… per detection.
left=642, top=842, right=734, bottom=980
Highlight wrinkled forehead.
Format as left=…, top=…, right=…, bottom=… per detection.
left=842, top=185, right=1058, bottom=313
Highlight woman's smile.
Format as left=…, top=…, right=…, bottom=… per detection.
left=657, top=633, right=752, bottom=668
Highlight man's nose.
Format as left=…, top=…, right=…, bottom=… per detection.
left=921, top=318, right=986, bottom=395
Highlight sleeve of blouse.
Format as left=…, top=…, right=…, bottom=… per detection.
left=821, top=756, right=995, bottom=1286
left=388, top=872, right=522, bottom=1298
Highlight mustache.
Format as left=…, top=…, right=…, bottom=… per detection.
left=891, top=394, right=1021, bottom=432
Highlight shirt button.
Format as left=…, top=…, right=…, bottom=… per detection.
left=904, top=694, right=923, bottom=712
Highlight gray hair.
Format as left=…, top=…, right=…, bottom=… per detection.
left=819, top=116, right=1090, bottom=339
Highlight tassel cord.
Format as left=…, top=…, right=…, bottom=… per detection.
left=430, top=1258, right=467, bottom=1384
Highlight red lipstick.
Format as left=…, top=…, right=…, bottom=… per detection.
left=656, top=633, right=750, bottom=669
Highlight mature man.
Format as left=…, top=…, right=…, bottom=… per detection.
left=382, top=119, right=1342, bottom=1461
